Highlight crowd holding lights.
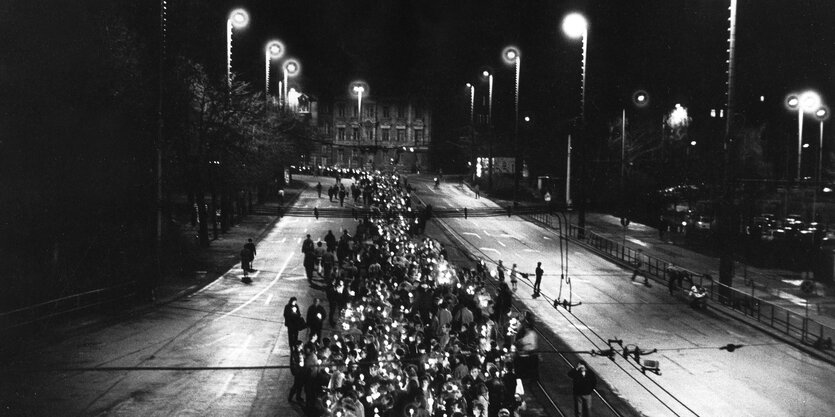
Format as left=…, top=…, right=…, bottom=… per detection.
left=287, top=170, right=534, bottom=416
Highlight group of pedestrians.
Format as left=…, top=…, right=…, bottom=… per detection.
left=280, top=170, right=558, bottom=417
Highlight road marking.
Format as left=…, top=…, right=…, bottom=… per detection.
left=499, top=233, right=513, bottom=238
left=523, top=249, right=540, bottom=253
left=543, top=236, right=551, bottom=240
left=483, top=230, right=494, bottom=237
left=218, top=254, right=294, bottom=320
left=204, top=333, right=233, bottom=347
left=264, top=293, right=274, bottom=305
left=280, top=237, right=287, bottom=243
left=497, top=240, right=506, bottom=247
left=463, top=232, right=482, bottom=239
left=626, top=236, right=648, bottom=247
left=479, top=247, right=500, bottom=254
left=285, top=276, right=308, bottom=281
left=217, top=374, right=235, bottom=398
left=240, top=335, right=253, bottom=349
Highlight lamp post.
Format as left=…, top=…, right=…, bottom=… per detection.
left=786, top=91, right=822, bottom=181
left=282, top=59, right=301, bottom=109
left=226, top=8, right=249, bottom=91
left=562, top=12, right=589, bottom=233
left=351, top=81, right=370, bottom=166
left=265, top=40, right=285, bottom=103
left=621, top=91, right=649, bottom=219
left=502, top=46, right=521, bottom=207
left=466, top=83, right=476, bottom=181
left=816, top=106, right=830, bottom=182
left=480, top=69, right=495, bottom=190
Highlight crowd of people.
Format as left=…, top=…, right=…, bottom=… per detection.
left=283, top=171, right=540, bottom=417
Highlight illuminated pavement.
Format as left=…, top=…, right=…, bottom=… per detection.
left=411, top=175, right=835, bottom=417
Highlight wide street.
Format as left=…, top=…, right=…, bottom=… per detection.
left=411, top=175, right=835, bottom=416
left=1, top=174, right=833, bottom=416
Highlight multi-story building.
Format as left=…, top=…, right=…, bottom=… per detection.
left=311, top=97, right=431, bottom=172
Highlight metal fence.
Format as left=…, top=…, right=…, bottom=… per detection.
left=0, top=282, right=137, bottom=333
left=525, top=212, right=835, bottom=357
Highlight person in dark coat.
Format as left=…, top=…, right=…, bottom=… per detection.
left=284, top=297, right=306, bottom=347
left=302, top=234, right=315, bottom=255
left=534, top=262, right=544, bottom=294
left=306, top=298, right=327, bottom=340
left=287, top=340, right=306, bottom=403
left=315, top=181, right=323, bottom=198
left=244, top=238, right=256, bottom=272
left=324, top=230, right=337, bottom=252
left=568, top=361, right=597, bottom=417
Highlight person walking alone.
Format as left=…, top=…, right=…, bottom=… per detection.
left=533, top=262, right=544, bottom=295
left=631, top=251, right=650, bottom=287
left=510, top=263, right=519, bottom=292
left=244, top=238, right=256, bottom=272
left=568, top=361, right=597, bottom=417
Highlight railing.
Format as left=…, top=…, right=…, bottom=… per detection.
left=0, top=282, right=138, bottom=333
left=524, top=212, right=835, bottom=357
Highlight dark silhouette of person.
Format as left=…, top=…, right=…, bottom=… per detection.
left=244, top=238, right=256, bottom=272
left=568, top=361, right=597, bottom=417
left=534, top=262, right=544, bottom=294
left=283, top=297, right=306, bottom=347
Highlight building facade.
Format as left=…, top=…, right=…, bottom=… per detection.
left=310, top=97, right=431, bottom=172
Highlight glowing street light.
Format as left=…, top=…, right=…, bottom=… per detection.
left=502, top=46, right=521, bottom=206
left=282, top=58, right=301, bottom=108
left=562, top=12, right=589, bottom=231
left=350, top=81, right=369, bottom=119
left=562, top=12, right=588, bottom=123
left=226, top=8, right=249, bottom=91
left=816, top=105, right=830, bottom=182
left=264, top=40, right=284, bottom=100
left=480, top=68, right=495, bottom=189
left=786, top=90, right=822, bottom=180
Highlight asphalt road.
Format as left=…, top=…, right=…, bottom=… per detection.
left=412, top=175, right=835, bottom=417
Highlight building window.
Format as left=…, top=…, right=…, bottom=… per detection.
left=352, top=127, right=359, bottom=141
left=397, top=128, right=405, bottom=142
left=415, top=129, right=423, bottom=144
left=338, top=149, right=344, bottom=164
left=383, top=106, right=390, bottom=118
left=337, top=127, right=345, bottom=141
left=322, top=145, right=329, bottom=155
left=366, top=106, right=375, bottom=118
left=382, top=128, right=390, bottom=142
left=397, top=105, right=405, bottom=118
left=338, top=104, right=345, bottom=117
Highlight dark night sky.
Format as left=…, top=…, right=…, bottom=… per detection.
left=208, top=0, right=835, bottom=130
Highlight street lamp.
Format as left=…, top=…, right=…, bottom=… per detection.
left=466, top=83, right=475, bottom=181
left=786, top=90, right=822, bottom=180
left=265, top=40, right=285, bottom=102
left=562, top=11, right=589, bottom=232
left=816, top=105, right=830, bottom=182
left=351, top=81, right=370, bottom=165
left=502, top=46, right=521, bottom=206
left=282, top=59, right=301, bottom=108
left=226, top=8, right=249, bottom=91
left=621, top=90, right=650, bottom=219
left=480, top=68, right=495, bottom=190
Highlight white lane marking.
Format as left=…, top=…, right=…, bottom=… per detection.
left=250, top=271, right=261, bottom=279
left=285, top=276, right=308, bottom=281
left=484, top=230, right=494, bottom=237
left=204, top=333, right=233, bottom=347
left=191, top=274, right=225, bottom=296
left=499, top=233, right=513, bottom=238
left=523, top=249, right=541, bottom=253
left=497, top=240, right=506, bottom=247
left=425, top=184, right=437, bottom=193
left=543, top=236, right=552, bottom=240
left=479, top=247, right=500, bottom=254
left=280, top=237, right=287, bottom=243
left=264, top=293, right=274, bottom=306
left=240, top=335, right=253, bottom=349
left=218, top=254, right=294, bottom=320
left=463, top=232, right=482, bottom=239
left=625, top=236, right=648, bottom=247
left=217, top=374, right=235, bottom=398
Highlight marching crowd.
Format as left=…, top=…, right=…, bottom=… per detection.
left=281, top=171, right=541, bottom=417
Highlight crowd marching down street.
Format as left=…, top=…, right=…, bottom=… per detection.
left=276, top=170, right=550, bottom=417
